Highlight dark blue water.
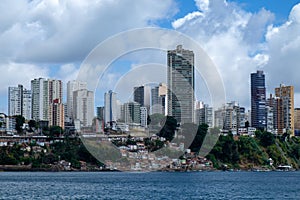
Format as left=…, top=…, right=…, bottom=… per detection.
left=0, top=171, right=299, bottom=199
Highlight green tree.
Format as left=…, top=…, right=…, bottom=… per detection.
left=28, top=120, right=37, bottom=132
left=15, top=115, right=25, bottom=133
left=256, top=131, right=275, bottom=147
left=48, top=126, right=63, bottom=137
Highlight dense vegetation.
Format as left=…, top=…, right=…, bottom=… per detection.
left=205, top=129, right=300, bottom=170
left=0, top=136, right=102, bottom=170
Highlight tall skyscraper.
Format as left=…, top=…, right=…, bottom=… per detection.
left=50, top=98, right=65, bottom=129
left=104, top=90, right=118, bottom=125
left=8, top=85, right=32, bottom=120
left=275, top=84, right=294, bottom=135
left=73, top=89, right=94, bottom=127
left=31, top=78, right=63, bottom=123
left=67, top=80, right=87, bottom=120
left=294, top=108, right=300, bottom=136
left=22, top=89, right=32, bottom=120
left=97, top=106, right=105, bottom=121
left=196, top=104, right=214, bottom=128
left=134, top=85, right=151, bottom=110
left=151, top=83, right=167, bottom=115
left=167, top=45, right=194, bottom=123
left=31, top=78, right=47, bottom=121
left=214, top=102, right=240, bottom=133
left=140, top=106, right=148, bottom=127
left=124, top=102, right=141, bottom=124
left=250, top=70, right=266, bottom=130
left=8, top=85, right=23, bottom=117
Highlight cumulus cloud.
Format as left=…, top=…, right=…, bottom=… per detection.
left=172, top=11, right=203, bottom=29
left=195, top=0, right=210, bottom=12
left=0, top=0, right=175, bottom=63
left=265, top=3, right=300, bottom=96
left=0, top=0, right=177, bottom=112
left=171, top=0, right=280, bottom=108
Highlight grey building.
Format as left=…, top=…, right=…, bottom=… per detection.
left=167, top=45, right=194, bottom=123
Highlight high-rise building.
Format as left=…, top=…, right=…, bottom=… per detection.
left=196, top=104, right=214, bottom=127
left=97, top=106, right=105, bottom=121
left=67, top=80, right=87, bottom=120
left=31, top=78, right=42, bottom=121
left=22, top=89, right=32, bottom=120
left=140, top=106, right=148, bottom=127
left=134, top=85, right=151, bottom=111
left=167, top=45, right=194, bottom=123
left=275, top=84, right=294, bottom=135
left=214, top=101, right=241, bottom=134
left=8, top=85, right=32, bottom=120
left=151, top=83, right=167, bottom=115
left=124, top=102, right=141, bottom=125
left=294, top=108, right=300, bottom=136
left=8, top=85, right=23, bottom=117
left=50, top=98, right=64, bottom=129
left=104, top=90, right=118, bottom=125
left=250, top=70, right=266, bottom=130
left=31, top=78, right=63, bottom=124
left=73, top=89, right=94, bottom=127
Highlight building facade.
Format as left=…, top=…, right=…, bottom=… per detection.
left=140, top=106, right=148, bottom=127
left=124, top=102, right=141, bottom=125
left=250, top=70, right=266, bottom=130
left=104, top=90, right=118, bottom=125
left=67, top=80, right=87, bottom=120
left=8, top=85, right=32, bottom=120
left=8, top=85, right=23, bottom=117
left=22, top=89, right=32, bottom=120
left=73, top=89, right=94, bottom=127
left=151, top=83, right=167, bottom=115
left=167, top=45, right=195, bottom=124
left=275, top=84, right=294, bottom=135
left=31, top=78, right=63, bottom=123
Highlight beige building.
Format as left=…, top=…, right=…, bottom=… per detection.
left=49, top=98, right=64, bottom=129
left=275, top=84, right=294, bottom=136
left=294, top=108, right=300, bottom=133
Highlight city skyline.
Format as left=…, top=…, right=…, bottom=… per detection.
left=1, top=1, right=300, bottom=113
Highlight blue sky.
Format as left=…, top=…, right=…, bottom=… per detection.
left=1, top=0, right=300, bottom=113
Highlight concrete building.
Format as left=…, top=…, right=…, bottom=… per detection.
left=22, top=89, right=32, bottom=120
left=67, top=80, right=87, bottom=120
left=8, top=85, right=23, bottom=117
left=214, top=101, right=241, bottom=134
left=8, top=85, right=32, bottom=120
left=134, top=85, right=151, bottom=112
left=294, top=108, right=300, bottom=136
left=73, top=89, right=94, bottom=127
left=50, top=98, right=64, bottom=129
left=140, top=106, right=148, bottom=127
left=275, top=84, right=295, bottom=135
left=250, top=70, right=266, bottom=130
left=196, top=104, right=213, bottom=127
left=151, top=83, right=167, bottom=115
left=167, top=45, right=194, bottom=124
left=104, top=90, right=118, bottom=126
left=124, top=102, right=141, bottom=125
left=31, top=78, right=63, bottom=124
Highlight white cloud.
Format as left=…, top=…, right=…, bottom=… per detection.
left=0, top=0, right=176, bottom=63
left=0, top=0, right=177, bottom=112
left=195, top=0, right=209, bottom=12
left=265, top=3, right=300, bottom=101
left=172, top=11, right=203, bottom=29
left=170, top=0, right=300, bottom=108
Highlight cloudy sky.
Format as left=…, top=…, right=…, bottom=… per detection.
left=1, top=0, right=300, bottom=112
